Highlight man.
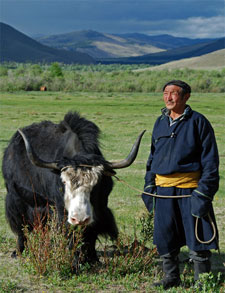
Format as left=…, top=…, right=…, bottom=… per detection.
left=142, top=80, right=219, bottom=289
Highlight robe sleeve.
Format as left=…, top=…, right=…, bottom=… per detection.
left=191, top=116, right=219, bottom=218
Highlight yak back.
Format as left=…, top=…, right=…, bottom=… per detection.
left=62, top=111, right=102, bottom=156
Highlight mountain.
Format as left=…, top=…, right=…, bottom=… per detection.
left=36, top=30, right=216, bottom=59
left=1, top=23, right=223, bottom=65
left=99, top=37, right=225, bottom=65
left=0, top=23, right=95, bottom=64
left=36, top=30, right=165, bottom=58
left=114, top=33, right=215, bottom=50
left=134, top=49, right=225, bottom=71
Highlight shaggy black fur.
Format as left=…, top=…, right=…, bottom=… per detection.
left=2, top=112, right=118, bottom=265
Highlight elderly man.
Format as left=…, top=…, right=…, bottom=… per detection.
left=142, top=80, right=219, bottom=289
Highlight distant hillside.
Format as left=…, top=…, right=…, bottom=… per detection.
left=0, top=23, right=95, bottom=64
left=36, top=30, right=165, bottom=58
left=114, top=33, right=214, bottom=50
left=99, top=37, right=225, bottom=65
left=135, top=49, right=225, bottom=71
left=36, top=30, right=216, bottom=59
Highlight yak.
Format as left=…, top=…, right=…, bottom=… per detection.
left=2, top=111, right=145, bottom=267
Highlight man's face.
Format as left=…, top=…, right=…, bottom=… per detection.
left=163, top=85, right=190, bottom=113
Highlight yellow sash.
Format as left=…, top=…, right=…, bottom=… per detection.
left=155, top=171, right=201, bottom=188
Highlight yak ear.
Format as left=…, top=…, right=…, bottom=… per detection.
left=62, top=125, right=82, bottom=159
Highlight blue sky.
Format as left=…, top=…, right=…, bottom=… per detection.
left=1, top=0, right=224, bottom=38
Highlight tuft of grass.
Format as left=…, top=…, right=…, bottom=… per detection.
left=0, top=234, right=15, bottom=254
left=139, top=211, right=154, bottom=245
left=193, top=272, right=224, bottom=292
left=99, top=235, right=157, bottom=278
left=21, top=207, right=84, bottom=277
left=0, top=280, right=20, bottom=293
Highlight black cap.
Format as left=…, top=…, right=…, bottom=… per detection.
left=163, top=80, right=191, bottom=94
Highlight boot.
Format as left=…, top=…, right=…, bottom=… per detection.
left=194, top=260, right=211, bottom=281
left=152, top=255, right=181, bottom=289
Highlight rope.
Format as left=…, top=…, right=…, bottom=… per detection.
left=113, top=175, right=192, bottom=198
left=195, top=214, right=217, bottom=245
left=113, top=175, right=217, bottom=245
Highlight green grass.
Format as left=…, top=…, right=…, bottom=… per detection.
left=0, top=91, right=224, bottom=292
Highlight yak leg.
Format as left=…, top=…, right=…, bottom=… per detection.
left=5, top=184, right=31, bottom=257
left=11, top=234, right=26, bottom=258
left=81, top=233, right=98, bottom=263
left=71, top=228, right=98, bottom=273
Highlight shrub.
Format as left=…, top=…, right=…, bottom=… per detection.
left=139, top=212, right=154, bottom=245
left=100, top=234, right=157, bottom=278
left=1, top=63, right=224, bottom=93
left=21, top=207, right=83, bottom=277
left=20, top=208, right=156, bottom=281
left=193, top=272, right=224, bottom=292
left=31, top=64, right=43, bottom=75
left=0, top=65, right=8, bottom=76
left=49, top=62, right=63, bottom=77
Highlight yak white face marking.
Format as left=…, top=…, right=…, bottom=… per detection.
left=60, top=165, right=103, bottom=226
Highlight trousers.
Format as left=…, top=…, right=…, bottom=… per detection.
left=153, top=187, right=218, bottom=255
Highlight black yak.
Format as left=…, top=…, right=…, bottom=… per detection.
left=2, top=111, right=145, bottom=266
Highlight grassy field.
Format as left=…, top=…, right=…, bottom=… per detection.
left=0, top=91, right=224, bottom=292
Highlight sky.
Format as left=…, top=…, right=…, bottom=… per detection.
left=0, top=0, right=224, bottom=39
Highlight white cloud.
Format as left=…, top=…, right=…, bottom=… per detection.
left=176, top=15, right=225, bottom=38
left=147, top=15, right=225, bottom=38
left=111, top=15, right=225, bottom=38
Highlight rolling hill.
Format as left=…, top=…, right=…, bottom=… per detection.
left=114, top=33, right=214, bottom=50
left=0, top=23, right=95, bottom=64
left=134, top=49, right=225, bottom=71
left=99, top=37, right=225, bottom=65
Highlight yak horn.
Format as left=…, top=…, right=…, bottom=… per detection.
left=109, top=130, right=146, bottom=169
left=18, top=129, right=60, bottom=170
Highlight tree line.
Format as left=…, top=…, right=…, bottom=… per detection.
left=0, top=62, right=224, bottom=93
